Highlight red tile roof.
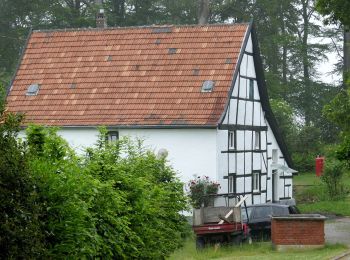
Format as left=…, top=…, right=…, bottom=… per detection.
left=6, top=24, right=249, bottom=127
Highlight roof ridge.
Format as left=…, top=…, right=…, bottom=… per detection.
left=32, top=22, right=250, bottom=33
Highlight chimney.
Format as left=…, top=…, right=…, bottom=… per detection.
left=95, top=0, right=107, bottom=28
left=198, top=0, right=209, bottom=25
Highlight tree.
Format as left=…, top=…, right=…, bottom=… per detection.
left=0, top=101, right=44, bottom=258
left=316, top=0, right=350, bottom=26
left=316, top=0, right=350, bottom=85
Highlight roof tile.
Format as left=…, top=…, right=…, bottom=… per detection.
left=7, top=24, right=248, bottom=126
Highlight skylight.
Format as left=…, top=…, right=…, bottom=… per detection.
left=26, top=83, right=40, bottom=96
left=201, top=80, right=215, bottom=92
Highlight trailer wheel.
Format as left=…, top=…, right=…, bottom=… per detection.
left=231, top=235, right=242, bottom=245
left=196, top=237, right=205, bottom=250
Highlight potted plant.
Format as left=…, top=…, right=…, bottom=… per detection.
left=188, top=176, right=220, bottom=208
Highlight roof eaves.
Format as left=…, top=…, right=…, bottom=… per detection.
left=20, top=124, right=218, bottom=130
left=31, top=22, right=251, bottom=33
left=6, top=28, right=33, bottom=97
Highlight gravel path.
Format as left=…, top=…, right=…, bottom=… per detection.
left=325, top=217, right=350, bottom=246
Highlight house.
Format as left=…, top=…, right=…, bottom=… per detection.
left=6, top=22, right=296, bottom=205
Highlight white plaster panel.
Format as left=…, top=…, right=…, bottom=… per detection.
left=254, top=195, right=261, bottom=204
left=236, top=178, right=245, bottom=193
left=55, top=128, right=100, bottom=154
left=253, top=153, right=261, bottom=170
left=228, top=153, right=236, bottom=173
left=119, top=129, right=218, bottom=184
left=237, top=100, right=246, bottom=125
left=245, top=34, right=253, bottom=53
left=228, top=100, right=238, bottom=124
left=261, top=131, right=267, bottom=150
left=231, top=76, right=239, bottom=97
left=56, top=128, right=218, bottom=187
left=245, top=152, right=252, bottom=174
left=253, top=102, right=261, bottom=126
left=245, top=101, right=253, bottom=125
left=240, top=54, right=248, bottom=76
left=237, top=130, right=245, bottom=150
left=245, top=131, right=252, bottom=149
left=239, top=77, right=247, bottom=99
left=237, top=153, right=245, bottom=173
left=246, top=55, right=256, bottom=78
left=254, top=81, right=260, bottom=100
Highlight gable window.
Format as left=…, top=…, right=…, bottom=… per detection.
left=229, top=131, right=236, bottom=149
left=272, top=149, right=278, bottom=163
left=228, top=176, right=234, bottom=193
left=249, top=79, right=254, bottom=100
left=252, top=171, right=260, bottom=192
left=107, top=131, right=119, bottom=143
left=254, top=131, right=260, bottom=150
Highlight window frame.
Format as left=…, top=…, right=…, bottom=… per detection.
left=107, top=131, right=119, bottom=143
left=249, top=79, right=254, bottom=100
left=228, top=175, right=236, bottom=194
left=254, top=131, right=260, bottom=150
left=229, top=130, right=237, bottom=150
left=252, top=171, right=260, bottom=192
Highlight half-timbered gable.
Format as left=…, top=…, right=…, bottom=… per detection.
left=6, top=22, right=295, bottom=206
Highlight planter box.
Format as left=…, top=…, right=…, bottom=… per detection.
left=271, top=214, right=327, bottom=251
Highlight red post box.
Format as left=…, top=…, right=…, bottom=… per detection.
left=315, top=156, right=325, bottom=177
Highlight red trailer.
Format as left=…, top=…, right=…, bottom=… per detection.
left=192, top=195, right=250, bottom=249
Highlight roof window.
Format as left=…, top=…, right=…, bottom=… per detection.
left=201, top=80, right=215, bottom=92
left=26, top=83, right=40, bottom=96
left=168, top=48, right=177, bottom=54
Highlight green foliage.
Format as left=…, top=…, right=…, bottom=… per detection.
left=324, top=89, right=350, bottom=166
left=187, top=175, right=220, bottom=208
left=270, top=99, right=297, bottom=148
left=0, top=107, right=44, bottom=258
left=84, top=130, right=188, bottom=258
left=1, top=124, right=190, bottom=259
left=321, top=159, right=347, bottom=200
left=316, top=0, right=350, bottom=26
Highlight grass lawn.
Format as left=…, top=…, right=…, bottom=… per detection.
left=294, top=172, right=350, bottom=216
left=169, top=239, right=348, bottom=260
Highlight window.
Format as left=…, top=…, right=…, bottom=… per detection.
left=107, top=131, right=119, bottom=142
left=249, top=79, right=254, bottom=100
left=272, top=149, right=278, bottom=163
left=252, top=171, right=260, bottom=192
left=201, top=80, right=215, bottom=92
left=254, top=131, right=260, bottom=150
left=26, top=83, right=40, bottom=96
left=229, top=130, right=236, bottom=149
left=228, top=176, right=235, bottom=193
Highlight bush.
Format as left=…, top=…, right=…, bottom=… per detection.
left=84, top=132, right=189, bottom=259
left=321, top=159, right=346, bottom=200
left=25, top=125, right=188, bottom=259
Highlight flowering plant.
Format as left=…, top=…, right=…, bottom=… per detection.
left=187, top=175, right=220, bottom=208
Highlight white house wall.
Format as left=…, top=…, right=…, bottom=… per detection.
left=218, top=32, right=292, bottom=205
left=27, top=128, right=218, bottom=186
